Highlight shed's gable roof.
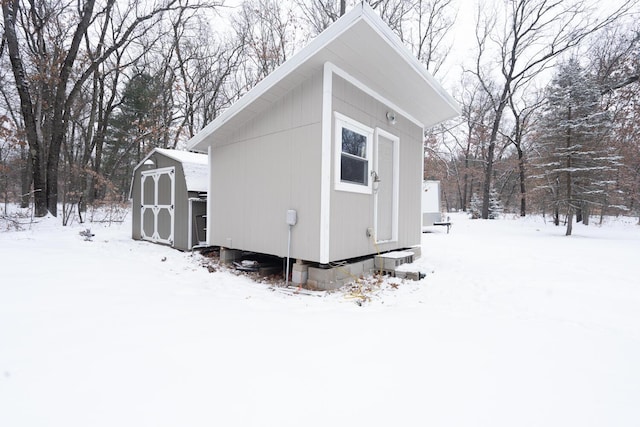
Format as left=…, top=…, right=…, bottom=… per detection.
left=134, top=148, right=208, bottom=193
left=187, top=3, right=459, bottom=152
left=155, top=147, right=208, bottom=166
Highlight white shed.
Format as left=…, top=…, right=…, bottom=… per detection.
left=187, top=4, right=459, bottom=265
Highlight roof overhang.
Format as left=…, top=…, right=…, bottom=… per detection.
left=187, top=3, right=460, bottom=152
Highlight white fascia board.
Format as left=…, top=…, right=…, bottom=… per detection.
left=187, top=4, right=370, bottom=153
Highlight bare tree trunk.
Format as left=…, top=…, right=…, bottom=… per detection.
left=565, top=121, right=573, bottom=236
left=566, top=207, right=574, bottom=236
left=45, top=0, right=96, bottom=216
left=481, top=92, right=508, bottom=219
left=583, top=204, right=590, bottom=225
left=2, top=0, right=48, bottom=217
left=20, top=145, right=32, bottom=208
left=513, top=143, right=524, bottom=216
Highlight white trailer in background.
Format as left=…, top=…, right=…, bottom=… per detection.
left=422, top=180, right=450, bottom=232
left=422, top=180, right=442, bottom=226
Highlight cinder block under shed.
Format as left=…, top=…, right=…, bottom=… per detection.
left=303, top=246, right=423, bottom=291
left=307, top=258, right=376, bottom=291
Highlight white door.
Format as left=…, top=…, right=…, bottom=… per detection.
left=373, top=129, right=399, bottom=243
left=140, top=167, right=175, bottom=245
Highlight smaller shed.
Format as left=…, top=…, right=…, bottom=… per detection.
left=130, top=148, right=208, bottom=251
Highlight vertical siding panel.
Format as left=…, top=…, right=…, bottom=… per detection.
left=210, top=70, right=323, bottom=261
left=173, top=163, right=188, bottom=251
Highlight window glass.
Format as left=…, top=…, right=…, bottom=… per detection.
left=340, top=127, right=368, bottom=185
left=341, top=155, right=368, bottom=185
left=342, top=128, right=367, bottom=158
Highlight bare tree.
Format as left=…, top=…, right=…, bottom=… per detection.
left=447, top=75, right=496, bottom=212
left=404, top=0, right=455, bottom=76
left=507, top=88, right=544, bottom=216
left=168, top=10, right=245, bottom=142
left=298, top=0, right=350, bottom=34
left=2, top=0, right=217, bottom=217
left=235, top=0, right=298, bottom=83
left=470, top=0, right=635, bottom=219
left=589, top=23, right=640, bottom=222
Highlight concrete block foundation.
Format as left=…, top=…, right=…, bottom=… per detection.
left=220, top=247, right=242, bottom=264
left=292, top=261, right=309, bottom=285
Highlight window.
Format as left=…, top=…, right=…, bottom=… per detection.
left=341, top=127, right=368, bottom=184
left=335, top=113, right=373, bottom=193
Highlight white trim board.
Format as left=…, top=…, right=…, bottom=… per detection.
left=319, top=62, right=333, bottom=264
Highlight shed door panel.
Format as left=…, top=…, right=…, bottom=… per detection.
left=140, top=167, right=175, bottom=246
left=374, top=131, right=398, bottom=243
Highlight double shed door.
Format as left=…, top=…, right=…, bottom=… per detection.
left=140, top=167, right=175, bottom=246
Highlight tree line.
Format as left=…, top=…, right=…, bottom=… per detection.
left=0, top=0, right=638, bottom=233
left=422, top=0, right=639, bottom=233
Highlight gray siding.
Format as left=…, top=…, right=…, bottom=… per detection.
left=172, top=163, right=190, bottom=250
left=209, top=69, right=324, bottom=260
left=329, top=74, right=423, bottom=261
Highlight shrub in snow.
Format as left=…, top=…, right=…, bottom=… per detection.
left=469, top=193, right=482, bottom=219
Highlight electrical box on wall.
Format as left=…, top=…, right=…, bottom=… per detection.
left=286, top=209, right=297, bottom=226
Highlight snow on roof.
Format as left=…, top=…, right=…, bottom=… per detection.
left=153, top=148, right=208, bottom=193
left=180, top=162, right=208, bottom=193
left=154, top=148, right=208, bottom=166
left=132, top=148, right=208, bottom=194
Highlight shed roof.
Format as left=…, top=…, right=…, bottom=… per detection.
left=134, top=148, right=208, bottom=193
left=155, top=148, right=208, bottom=193
left=187, top=3, right=460, bottom=152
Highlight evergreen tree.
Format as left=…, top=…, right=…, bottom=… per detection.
left=102, top=73, right=165, bottom=196
left=534, top=58, right=619, bottom=235
left=488, top=186, right=504, bottom=219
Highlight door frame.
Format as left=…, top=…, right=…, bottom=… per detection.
left=373, top=128, right=399, bottom=243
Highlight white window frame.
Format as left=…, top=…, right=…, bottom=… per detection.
left=334, top=112, right=373, bottom=194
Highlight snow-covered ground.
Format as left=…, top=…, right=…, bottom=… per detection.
left=1, top=210, right=639, bottom=427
